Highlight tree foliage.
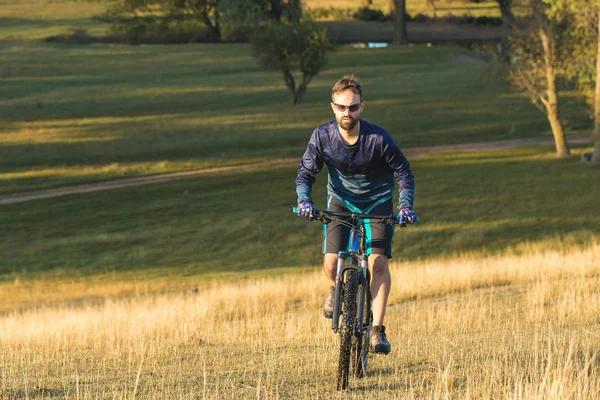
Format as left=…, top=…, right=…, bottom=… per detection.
left=217, top=0, right=301, bottom=40
left=105, top=0, right=221, bottom=42
left=251, top=18, right=332, bottom=104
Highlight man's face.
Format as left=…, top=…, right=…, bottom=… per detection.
left=331, top=90, right=363, bottom=131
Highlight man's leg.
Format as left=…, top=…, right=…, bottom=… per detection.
left=369, top=253, right=392, bottom=354
left=322, top=197, right=350, bottom=318
left=322, top=253, right=338, bottom=318
left=369, top=254, right=391, bottom=326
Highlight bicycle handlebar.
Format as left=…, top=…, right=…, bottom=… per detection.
left=292, top=207, right=419, bottom=226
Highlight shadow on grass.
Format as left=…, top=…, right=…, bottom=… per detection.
left=2, top=42, right=588, bottom=183
left=1, top=147, right=599, bottom=280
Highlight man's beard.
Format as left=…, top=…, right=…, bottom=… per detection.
left=338, top=116, right=358, bottom=131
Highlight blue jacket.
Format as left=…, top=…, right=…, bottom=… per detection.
left=296, top=119, right=414, bottom=210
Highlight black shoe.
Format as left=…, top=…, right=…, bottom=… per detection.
left=323, top=286, right=334, bottom=319
left=369, top=325, right=391, bottom=354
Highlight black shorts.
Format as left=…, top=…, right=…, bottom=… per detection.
left=323, top=196, right=395, bottom=258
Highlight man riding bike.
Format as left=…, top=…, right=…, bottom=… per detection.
left=295, top=74, right=416, bottom=355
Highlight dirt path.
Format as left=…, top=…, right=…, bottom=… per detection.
left=0, top=134, right=590, bottom=206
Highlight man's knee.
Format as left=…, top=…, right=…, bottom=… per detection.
left=323, top=253, right=338, bottom=281
left=323, top=253, right=338, bottom=269
left=369, top=254, right=389, bottom=276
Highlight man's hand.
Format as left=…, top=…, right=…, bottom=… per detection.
left=398, top=207, right=417, bottom=225
left=297, top=201, right=315, bottom=219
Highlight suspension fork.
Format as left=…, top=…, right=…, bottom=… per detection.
left=332, top=219, right=367, bottom=333
left=333, top=253, right=362, bottom=330
left=332, top=253, right=368, bottom=333
left=355, top=256, right=368, bottom=334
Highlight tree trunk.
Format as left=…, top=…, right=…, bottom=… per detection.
left=269, top=0, right=283, bottom=21
left=427, top=0, right=437, bottom=19
left=540, top=26, right=571, bottom=158
left=387, top=0, right=395, bottom=14
left=496, top=0, right=515, bottom=27
left=201, top=6, right=220, bottom=41
left=293, top=73, right=313, bottom=104
left=393, top=0, right=407, bottom=45
left=546, top=109, right=570, bottom=158
left=591, top=10, right=600, bottom=164
left=282, top=68, right=297, bottom=104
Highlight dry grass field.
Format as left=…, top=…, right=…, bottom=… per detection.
left=2, top=240, right=599, bottom=398
left=2, top=2, right=598, bottom=398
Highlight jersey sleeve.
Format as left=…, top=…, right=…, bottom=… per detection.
left=381, top=135, right=415, bottom=210
left=295, top=129, right=324, bottom=204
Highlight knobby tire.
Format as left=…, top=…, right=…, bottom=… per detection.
left=337, top=269, right=358, bottom=391
left=351, top=270, right=372, bottom=378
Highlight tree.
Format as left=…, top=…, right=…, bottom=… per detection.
left=508, top=0, right=571, bottom=158
left=106, top=0, right=221, bottom=41
left=251, top=19, right=331, bottom=104
left=218, top=0, right=301, bottom=40
left=219, top=0, right=329, bottom=104
left=548, top=0, right=600, bottom=164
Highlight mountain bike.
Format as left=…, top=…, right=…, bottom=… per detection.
left=293, top=207, right=415, bottom=390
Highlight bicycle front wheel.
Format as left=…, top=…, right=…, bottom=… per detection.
left=351, top=269, right=372, bottom=378
left=336, top=269, right=358, bottom=391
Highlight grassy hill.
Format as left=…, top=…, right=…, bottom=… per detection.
left=1, top=42, right=591, bottom=194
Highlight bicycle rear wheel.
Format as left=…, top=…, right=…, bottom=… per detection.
left=336, top=269, right=358, bottom=391
left=351, top=269, right=372, bottom=378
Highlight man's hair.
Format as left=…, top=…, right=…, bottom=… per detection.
left=331, top=74, right=362, bottom=101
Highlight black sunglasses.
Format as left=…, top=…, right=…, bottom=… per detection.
left=332, top=102, right=363, bottom=112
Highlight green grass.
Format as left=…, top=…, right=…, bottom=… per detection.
left=1, top=42, right=591, bottom=194
left=2, top=145, right=599, bottom=283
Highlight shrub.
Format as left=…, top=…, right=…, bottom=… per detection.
left=353, top=7, right=386, bottom=22
left=412, top=13, right=430, bottom=22
left=306, top=7, right=354, bottom=21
